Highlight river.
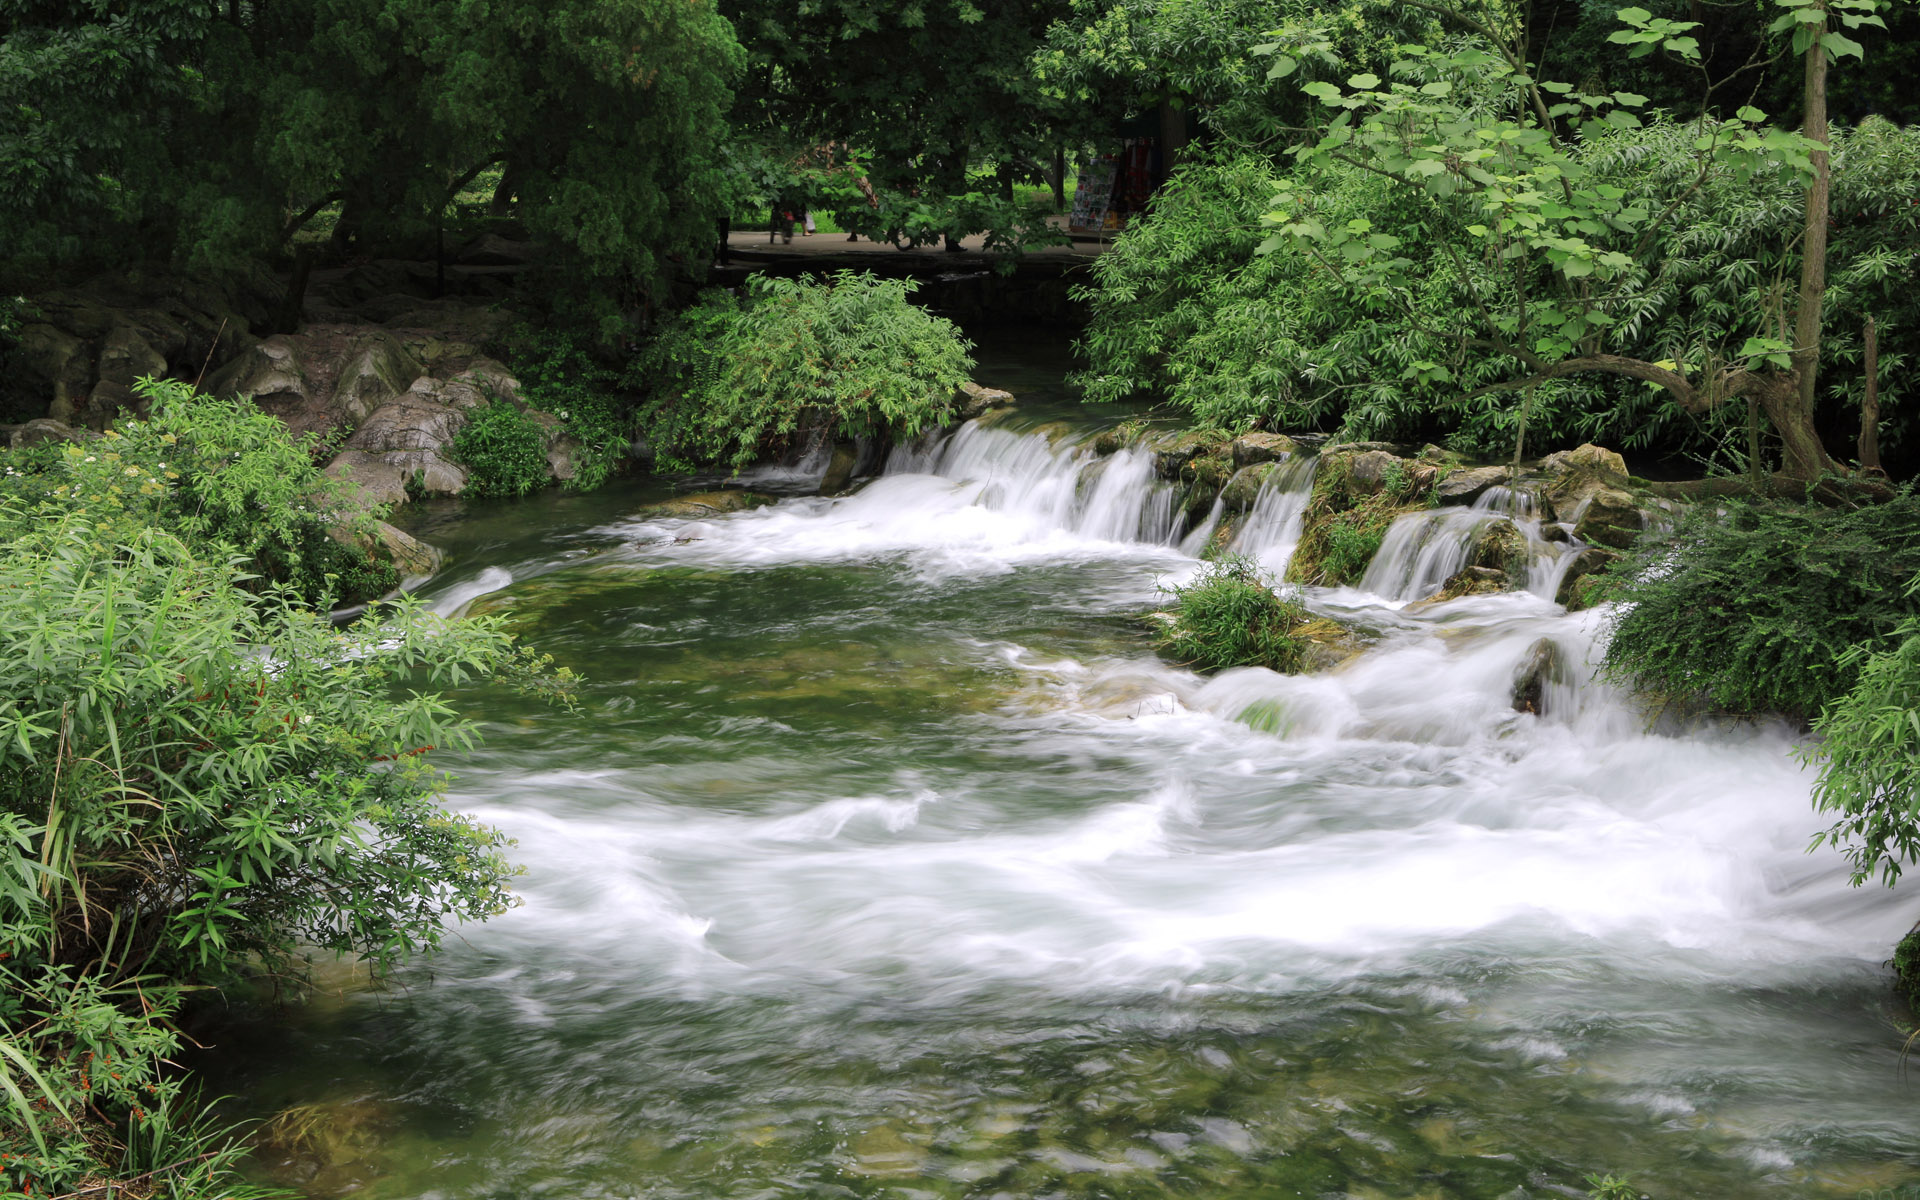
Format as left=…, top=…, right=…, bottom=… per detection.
left=205, top=336, right=1920, bottom=1198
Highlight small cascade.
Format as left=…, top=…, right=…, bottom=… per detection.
left=1360, top=485, right=1578, bottom=603
left=1226, top=453, right=1320, bottom=576
left=886, top=420, right=1184, bottom=546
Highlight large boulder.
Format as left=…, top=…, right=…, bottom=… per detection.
left=636, top=490, right=774, bottom=519
left=820, top=442, right=860, bottom=494
left=1469, top=518, right=1529, bottom=578
left=1542, top=442, right=1632, bottom=524
left=1220, top=462, right=1277, bottom=511
left=95, top=324, right=168, bottom=389
left=330, top=518, right=442, bottom=578
left=1571, top=488, right=1643, bottom=549
left=1231, top=432, right=1295, bottom=468
left=1511, top=637, right=1568, bottom=715
left=1347, top=449, right=1404, bottom=493
left=8, top=418, right=93, bottom=449
left=13, top=324, right=93, bottom=423
left=1554, top=545, right=1620, bottom=609
left=1541, top=443, right=1628, bottom=479
left=330, top=333, right=425, bottom=429
left=1435, top=465, right=1510, bottom=505
left=954, top=382, right=1015, bottom=421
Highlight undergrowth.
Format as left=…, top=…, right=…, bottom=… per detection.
left=452, top=397, right=551, bottom=498
left=1155, top=555, right=1309, bottom=673
left=1601, top=494, right=1920, bottom=719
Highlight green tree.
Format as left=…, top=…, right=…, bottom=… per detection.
left=1256, top=0, right=1887, bottom=480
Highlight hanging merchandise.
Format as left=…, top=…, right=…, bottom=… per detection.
left=1068, top=154, right=1118, bottom=233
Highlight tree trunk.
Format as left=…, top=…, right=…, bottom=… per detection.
left=1861, top=314, right=1883, bottom=473
left=1052, top=144, right=1067, bottom=211
left=1794, top=12, right=1831, bottom=412
left=1749, top=369, right=1834, bottom=480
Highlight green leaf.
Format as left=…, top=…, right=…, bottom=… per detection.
left=1823, top=31, right=1866, bottom=58
left=1266, top=55, right=1299, bottom=81
left=1616, top=6, right=1654, bottom=25
left=1562, top=257, right=1595, bottom=278
left=1347, top=72, right=1381, bottom=89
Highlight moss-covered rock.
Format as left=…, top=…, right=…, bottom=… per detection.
left=635, top=490, right=775, bottom=519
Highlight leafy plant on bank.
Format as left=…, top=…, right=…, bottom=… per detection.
left=637, top=271, right=974, bottom=471
left=0, top=511, right=574, bottom=1194
left=451, top=397, right=552, bottom=498
left=1155, top=554, right=1309, bottom=673
left=1600, top=495, right=1920, bottom=719
left=503, top=328, right=639, bottom=493
left=0, top=377, right=398, bottom=606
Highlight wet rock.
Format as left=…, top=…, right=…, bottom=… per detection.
left=1468, top=519, right=1529, bottom=578
left=1297, top=617, right=1368, bottom=672
left=1416, top=565, right=1508, bottom=604
left=820, top=442, right=859, bottom=494
left=955, top=381, right=1015, bottom=420
left=636, top=490, right=774, bottom=519
left=1511, top=637, right=1566, bottom=715
left=1554, top=545, right=1620, bottom=609
left=1435, top=465, right=1510, bottom=505
left=1231, top=431, right=1295, bottom=467
left=1219, top=462, right=1276, bottom=511
left=1572, top=487, right=1643, bottom=549
left=1150, top=430, right=1219, bottom=478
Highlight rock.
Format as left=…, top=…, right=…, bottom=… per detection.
left=206, top=336, right=310, bottom=410
left=1416, top=565, right=1508, bottom=604
left=1555, top=545, right=1620, bottom=609
left=452, top=233, right=541, bottom=268
left=1572, top=487, right=1643, bottom=549
left=95, top=324, right=168, bottom=390
left=1469, top=519, right=1529, bottom=578
left=1231, top=432, right=1295, bottom=468
left=8, top=418, right=93, bottom=449
left=1435, top=465, right=1510, bottom=505
left=330, top=333, right=426, bottom=428
left=330, top=518, right=442, bottom=578
left=636, top=491, right=773, bottom=519
left=820, top=442, right=859, bottom=494
left=954, top=381, right=1015, bottom=421
left=86, top=380, right=140, bottom=420
left=14, top=323, right=93, bottom=423
left=1347, top=449, right=1405, bottom=493
left=1541, top=443, right=1627, bottom=479
left=1220, top=462, right=1277, bottom=511
left=1296, top=617, right=1368, bottom=673
left=1511, top=637, right=1567, bottom=715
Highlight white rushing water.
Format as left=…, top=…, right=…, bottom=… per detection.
left=256, top=416, right=1920, bottom=1197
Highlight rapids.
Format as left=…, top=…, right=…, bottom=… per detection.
left=207, top=353, right=1920, bottom=1199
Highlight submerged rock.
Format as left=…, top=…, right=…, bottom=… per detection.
left=820, top=442, right=860, bottom=494
left=636, top=490, right=774, bottom=519
left=1219, top=462, right=1277, bottom=511
left=1415, top=566, right=1508, bottom=605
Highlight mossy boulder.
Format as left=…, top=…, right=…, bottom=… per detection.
left=1230, top=431, right=1295, bottom=467
left=1468, top=518, right=1529, bottom=579
left=1572, top=487, right=1644, bottom=549
left=1434, top=465, right=1510, bottom=505
left=1555, top=545, right=1622, bottom=610
left=1219, top=462, right=1277, bottom=512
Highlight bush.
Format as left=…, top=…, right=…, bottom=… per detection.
left=501, top=327, right=637, bottom=493
left=1601, top=496, right=1920, bottom=719
left=1802, top=588, right=1920, bottom=886
left=0, top=512, right=571, bottom=1193
left=638, top=271, right=974, bottom=471
left=452, top=397, right=552, bottom=498
left=1155, top=555, right=1309, bottom=673
left=0, top=378, right=398, bottom=606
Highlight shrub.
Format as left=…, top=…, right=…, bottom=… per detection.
left=1155, top=555, right=1309, bottom=673
left=502, top=327, right=636, bottom=493
left=638, top=271, right=974, bottom=471
left=1601, top=496, right=1920, bottom=719
left=0, top=512, right=571, bottom=1193
left=0, top=378, right=397, bottom=606
left=452, top=397, right=552, bottom=497
left=1802, top=586, right=1920, bottom=886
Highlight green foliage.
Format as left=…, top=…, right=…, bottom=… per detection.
left=639, top=272, right=974, bottom=471
left=1602, top=497, right=1920, bottom=719
left=1287, top=452, right=1434, bottom=586
left=1155, top=554, right=1308, bottom=673
left=0, top=510, right=570, bottom=1194
left=0, top=378, right=398, bottom=606
left=453, top=398, right=553, bottom=499
left=4, top=0, right=742, bottom=314
left=505, top=332, right=637, bottom=493
left=1894, top=923, right=1920, bottom=1010
left=1802, top=586, right=1920, bottom=886
left=1584, top=1173, right=1643, bottom=1200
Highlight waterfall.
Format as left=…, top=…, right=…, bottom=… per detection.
left=1360, top=486, right=1579, bottom=603
left=1225, top=453, right=1319, bottom=576
left=885, top=421, right=1184, bottom=546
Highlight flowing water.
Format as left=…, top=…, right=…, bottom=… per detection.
left=207, top=346, right=1920, bottom=1199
